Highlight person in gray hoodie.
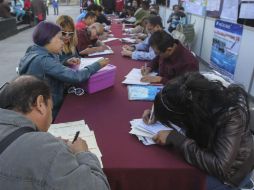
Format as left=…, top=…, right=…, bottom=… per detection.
left=0, top=75, right=110, bottom=190
left=19, top=21, right=109, bottom=119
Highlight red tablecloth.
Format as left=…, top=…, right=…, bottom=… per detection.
left=55, top=23, right=206, bottom=190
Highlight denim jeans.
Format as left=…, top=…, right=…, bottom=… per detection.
left=207, top=172, right=253, bottom=190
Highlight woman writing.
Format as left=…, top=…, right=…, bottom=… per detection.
left=19, top=21, right=109, bottom=118
left=143, top=72, right=254, bottom=190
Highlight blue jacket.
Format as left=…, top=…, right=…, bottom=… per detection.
left=132, top=35, right=156, bottom=61
left=19, top=45, right=101, bottom=118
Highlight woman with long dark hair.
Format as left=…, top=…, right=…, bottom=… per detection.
left=143, top=72, right=254, bottom=189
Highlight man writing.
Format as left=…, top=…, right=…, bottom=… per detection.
left=121, top=16, right=163, bottom=61
left=141, top=30, right=199, bottom=84
left=77, top=22, right=109, bottom=56
left=0, top=75, right=110, bottom=190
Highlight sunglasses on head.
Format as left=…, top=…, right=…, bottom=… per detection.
left=61, top=31, right=74, bottom=37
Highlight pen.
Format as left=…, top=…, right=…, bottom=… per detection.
left=148, top=105, right=154, bottom=124
left=72, top=131, right=80, bottom=144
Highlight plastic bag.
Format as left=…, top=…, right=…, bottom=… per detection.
left=176, top=24, right=195, bottom=44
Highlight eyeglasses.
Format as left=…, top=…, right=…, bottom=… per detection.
left=160, top=91, right=185, bottom=115
left=0, top=82, right=9, bottom=93
left=61, top=31, right=74, bottom=37
left=67, top=86, right=85, bottom=96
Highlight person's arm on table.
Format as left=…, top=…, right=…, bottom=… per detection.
left=131, top=48, right=156, bottom=61
left=66, top=57, right=80, bottom=65
left=141, top=75, right=162, bottom=83
left=79, top=45, right=109, bottom=56
left=135, top=37, right=149, bottom=51
left=153, top=108, right=247, bottom=181
left=43, top=56, right=109, bottom=83
left=122, top=45, right=135, bottom=51
left=46, top=137, right=110, bottom=190
left=121, top=49, right=133, bottom=57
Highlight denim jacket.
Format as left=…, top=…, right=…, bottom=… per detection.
left=132, top=35, right=156, bottom=61
left=19, top=45, right=101, bottom=118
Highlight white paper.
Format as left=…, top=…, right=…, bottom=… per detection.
left=122, top=33, right=136, bottom=36
left=220, top=0, right=238, bottom=22
left=185, top=0, right=205, bottom=16
left=129, top=119, right=173, bottom=146
left=122, top=68, right=157, bottom=85
left=79, top=57, right=104, bottom=70
left=88, top=46, right=114, bottom=56
left=49, top=120, right=103, bottom=167
left=129, top=128, right=154, bottom=138
left=239, top=3, right=254, bottom=19
left=140, top=136, right=155, bottom=145
left=206, top=0, right=221, bottom=11
left=130, top=119, right=172, bottom=135
left=102, top=37, right=119, bottom=43
left=121, top=37, right=136, bottom=44
left=201, top=71, right=233, bottom=87
left=113, top=18, right=124, bottom=22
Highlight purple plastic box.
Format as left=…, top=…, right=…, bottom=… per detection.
left=82, top=64, right=116, bottom=94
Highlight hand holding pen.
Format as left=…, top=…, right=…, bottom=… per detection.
left=142, top=105, right=156, bottom=125
left=69, top=131, right=89, bottom=153
left=72, top=131, right=80, bottom=144
left=148, top=105, right=154, bottom=125
left=141, top=63, right=151, bottom=76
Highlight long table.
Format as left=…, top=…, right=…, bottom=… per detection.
left=55, top=22, right=206, bottom=190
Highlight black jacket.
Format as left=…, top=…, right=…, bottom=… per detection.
left=97, top=14, right=111, bottom=25
left=166, top=96, right=254, bottom=187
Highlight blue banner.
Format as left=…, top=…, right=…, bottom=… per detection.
left=210, top=20, right=243, bottom=79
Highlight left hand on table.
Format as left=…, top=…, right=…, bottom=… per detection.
left=141, top=75, right=162, bottom=83
left=153, top=130, right=171, bottom=145
left=121, top=49, right=132, bottom=57
left=66, top=57, right=80, bottom=65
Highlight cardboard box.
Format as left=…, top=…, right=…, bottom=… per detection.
left=83, top=64, right=116, bottom=94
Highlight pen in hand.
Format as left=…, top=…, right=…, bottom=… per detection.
left=72, top=131, right=80, bottom=144
left=148, top=105, right=154, bottom=124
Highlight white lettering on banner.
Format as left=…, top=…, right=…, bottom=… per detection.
left=216, top=21, right=231, bottom=30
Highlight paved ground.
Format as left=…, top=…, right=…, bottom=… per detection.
left=0, top=5, right=80, bottom=86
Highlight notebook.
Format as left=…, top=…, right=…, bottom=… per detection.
left=127, top=85, right=163, bottom=101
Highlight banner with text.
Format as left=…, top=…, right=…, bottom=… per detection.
left=210, top=20, right=243, bottom=79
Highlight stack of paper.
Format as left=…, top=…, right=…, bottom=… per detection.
left=49, top=120, right=103, bottom=167
left=121, top=37, right=137, bottom=44
left=122, top=68, right=157, bottom=85
left=129, top=119, right=172, bottom=145
left=79, top=57, right=104, bottom=70
left=88, top=46, right=114, bottom=56
left=127, top=85, right=163, bottom=101
left=79, top=57, right=113, bottom=73
left=113, top=18, right=124, bottom=22
left=122, top=33, right=136, bottom=36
